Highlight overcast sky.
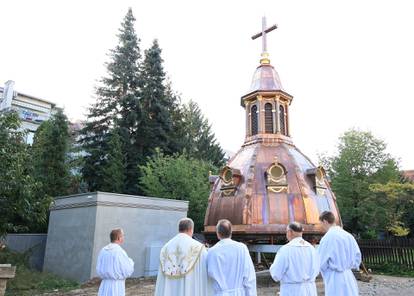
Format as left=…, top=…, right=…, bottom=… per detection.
left=1, top=0, right=413, bottom=169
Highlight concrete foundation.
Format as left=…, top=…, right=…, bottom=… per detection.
left=43, top=192, right=188, bottom=283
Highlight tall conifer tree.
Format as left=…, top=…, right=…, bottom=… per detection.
left=80, top=8, right=142, bottom=193
left=100, top=128, right=125, bottom=193
left=181, top=100, right=225, bottom=167
left=139, top=39, right=174, bottom=158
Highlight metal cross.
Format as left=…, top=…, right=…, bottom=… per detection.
left=251, top=16, right=277, bottom=54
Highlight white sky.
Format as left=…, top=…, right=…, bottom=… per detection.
left=1, top=0, right=413, bottom=169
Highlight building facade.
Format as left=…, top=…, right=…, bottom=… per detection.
left=0, top=80, right=56, bottom=144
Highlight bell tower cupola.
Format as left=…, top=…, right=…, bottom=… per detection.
left=241, top=17, right=293, bottom=145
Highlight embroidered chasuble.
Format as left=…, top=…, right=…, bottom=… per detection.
left=154, top=233, right=212, bottom=296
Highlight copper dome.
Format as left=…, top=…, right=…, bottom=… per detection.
left=249, top=64, right=283, bottom=93
left=204, top=60, right=341, bottom=243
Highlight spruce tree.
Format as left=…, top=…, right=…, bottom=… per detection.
left=100, top=128, right=126, bottom=192
left=80, top=8, right=142, bottom=193
left=32, top=109, right=71, bottom=197
left=181, top=100, right=225, bottom=167
left=139, top=39, right=174, bottom=158
left=164, top=80, right=186, bottom=154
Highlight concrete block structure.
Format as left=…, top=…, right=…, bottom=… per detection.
left=43, top=192, right=188, bottom=283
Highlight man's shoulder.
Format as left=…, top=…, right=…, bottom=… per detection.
left=162, top=234, right=203, bottom=252
left=211, top=239, right=246, bottom=251
left=99, top=243, right=125, bottom=257
left=323, top=227, right=356, bottom=243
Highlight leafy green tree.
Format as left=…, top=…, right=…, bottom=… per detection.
left=32, top=109, right=71, bottom=197
left=100, top=128, right=126, bottom=192
left=0, top=112, right=51, bottom=236
left=139, top=149, right=216, bottom=231
left=181, top=100, right=225, bottom=167
left=369, top=182, right=414, bottom=236
left=80, top=8, right=142, bottom=193
left=322, top=129, right=400, bottom=237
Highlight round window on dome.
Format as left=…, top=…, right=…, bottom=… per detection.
left=269, top=164, right=284, bottom=179
left=222, top=168, right=233, bottom=184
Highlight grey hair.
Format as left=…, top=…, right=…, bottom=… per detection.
left=287, top=222, right=303, bottom=233
left=178, top=218, right=194, bottom=232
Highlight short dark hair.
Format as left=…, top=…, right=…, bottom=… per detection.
left=288, top=222, right=303, bottom=233
left=110, top=228, right=123, bottom=242
left=216, top=219, right=232, bottom=238
left=178, top=218, right=194, bottom=232
left=319, top=211, right=336, bottom=224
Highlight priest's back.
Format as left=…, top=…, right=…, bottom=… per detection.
left=270, top=236, right=319, bottom=296
left=318, top=211, right=362, bottom=296
left=154, top=218, right=211, bottom=296
left=206, top=219, right=257, bottom=296
left=207, top=238, right=256, bottom=296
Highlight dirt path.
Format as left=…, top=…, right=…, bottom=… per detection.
left=39, top=275, right=414, bottom=296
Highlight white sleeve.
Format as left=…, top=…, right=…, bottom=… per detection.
left=311, top=246, right=321, bottom=279
left=96, top=250, right=104, bottom=278
left=269, top=247, right=287, bottom=282
left=242, top=245, right=257, bottom=296
left=351, top=237, right=362, bottom=269
left=318, top=238, right=331, bottom=274
left=117, top=249, right=134, bottom=278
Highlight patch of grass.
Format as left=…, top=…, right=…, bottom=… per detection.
left=0, top=247, right=79, bottom=296
left=366, top=262, right=414, bottom=277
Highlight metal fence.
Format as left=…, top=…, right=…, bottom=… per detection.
left=358, top=238, right=414, bottom=270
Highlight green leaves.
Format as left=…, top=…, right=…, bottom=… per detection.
left=139, top=149, right=217, bottom=231
left=0, top=112, right=52, bottom=236
left=369, top=182, right=414, bottom=236
left=323, top=129, right=402, bottom=237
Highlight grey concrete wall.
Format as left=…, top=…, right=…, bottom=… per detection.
left=43, top=192, right=188, bottom=283
left=43, top=193, right=97, bottom=283
left=91, top=194, right=187, bottom=278
left=4, top=234, right=47, bottom=271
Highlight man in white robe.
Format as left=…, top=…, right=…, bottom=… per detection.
left=269, top=222, right=319, bottom=296
left=96, top=228, right=134, bottom=296
left=154, top=218, right=212, bottom=296
left=207, top=219, right=257, bottom=296
left=318, top=211, right=362, bottom=296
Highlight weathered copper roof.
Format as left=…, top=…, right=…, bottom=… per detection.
left=204, top=142, right=342, bottom=242
left=249, top=64, right=283, bottom=93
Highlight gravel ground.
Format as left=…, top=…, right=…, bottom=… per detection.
left=39, top=275, right=414, bottom=296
